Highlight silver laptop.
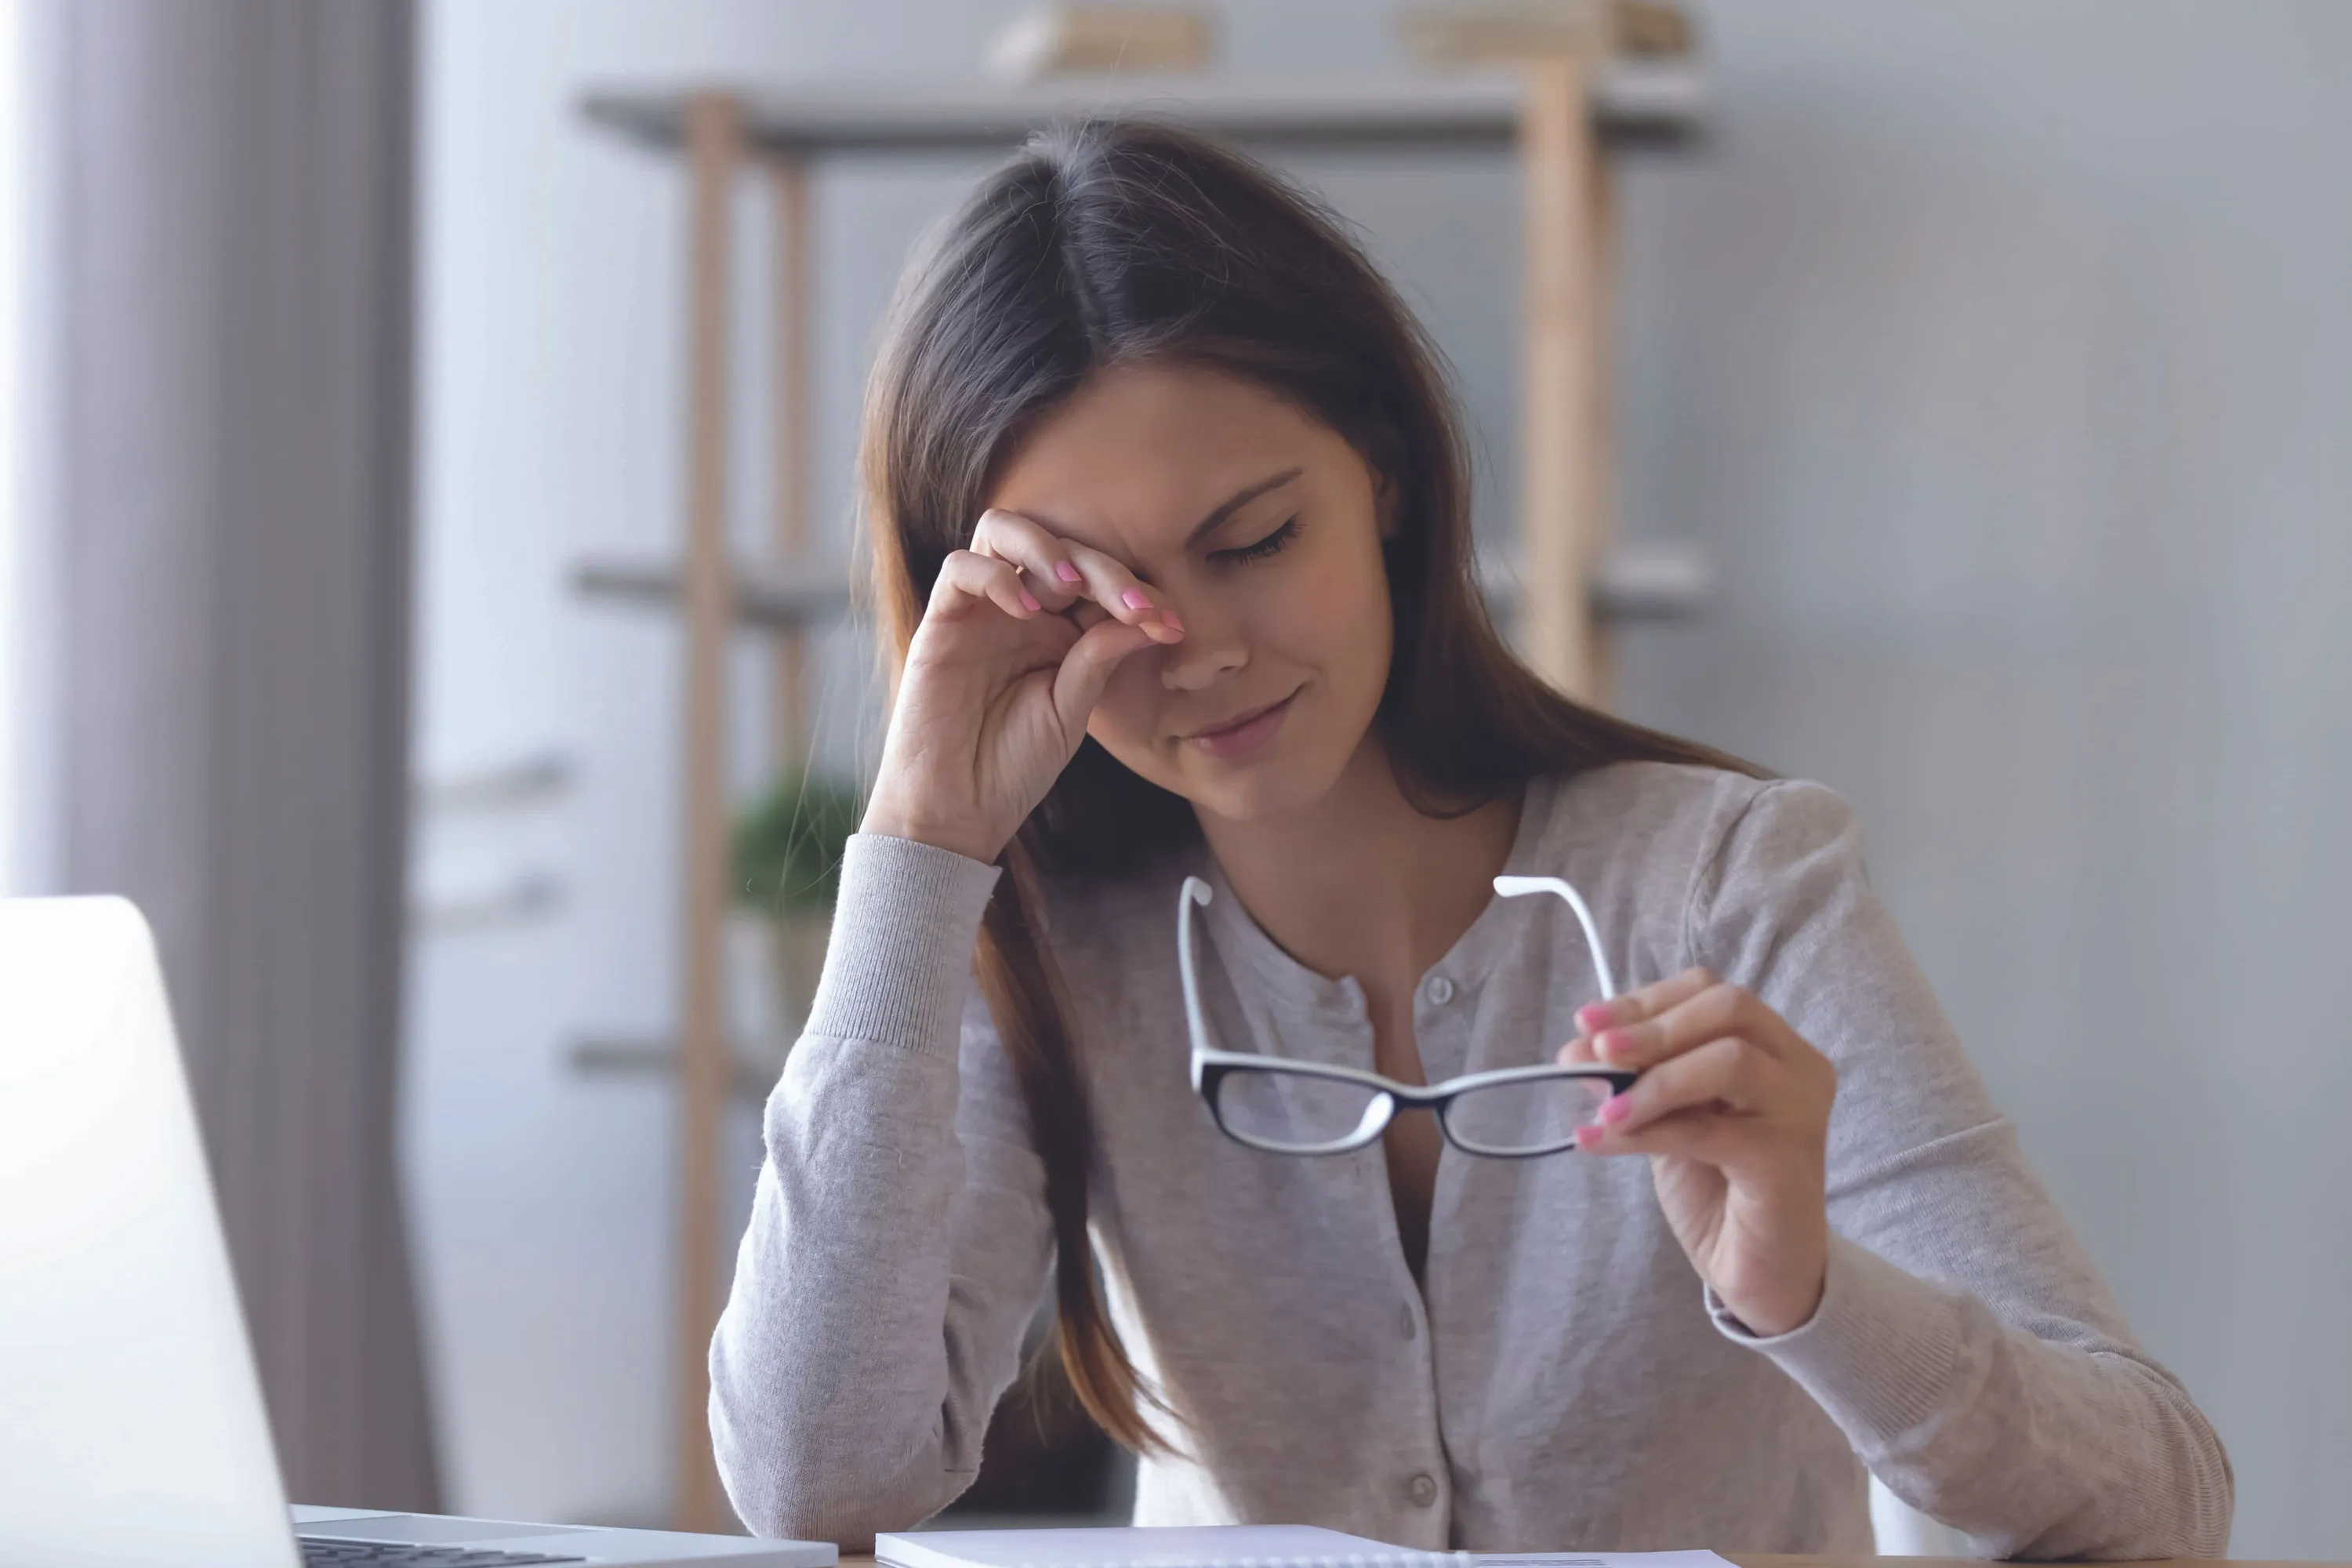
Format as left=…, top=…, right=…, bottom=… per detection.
left=0, top=896, right=835, bottom=1568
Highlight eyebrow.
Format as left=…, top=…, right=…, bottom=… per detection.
left=1186, top=467, right=1305, bottom=549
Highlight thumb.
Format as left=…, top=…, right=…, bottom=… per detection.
left=1051, top=616, right=1153, bottom=742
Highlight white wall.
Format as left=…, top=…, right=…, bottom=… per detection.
left=413, top=0, right=2351, bottom=1551
left=1611, top=5, right=2352, bottom=1555
left=0, top=0, right=29, bottom=897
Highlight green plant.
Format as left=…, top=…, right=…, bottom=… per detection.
left=731, top=771, right=865, bottom=918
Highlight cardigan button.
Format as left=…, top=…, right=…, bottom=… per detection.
left=1421, top=975, right=1455, bottom=1005
left=1406, top=1472, right=1439, bottom=1508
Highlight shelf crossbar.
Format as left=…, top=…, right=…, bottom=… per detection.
left=581, top=67, right=1706, bottom=158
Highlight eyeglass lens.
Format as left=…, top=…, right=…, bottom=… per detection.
left=1214, top=1069, right=1389, bottom=1152
left=1441, top=1075, right=1614, bottom=1155
left=1213, top=1067, right=1613, bottom=1155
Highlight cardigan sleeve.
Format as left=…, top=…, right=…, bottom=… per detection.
left=1687, top=779, right=2234, bottom=1559
left=708, top=833, right=1054, bottom=1548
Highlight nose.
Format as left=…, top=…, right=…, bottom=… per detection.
left=1159, top=600, right=1247, bottom=692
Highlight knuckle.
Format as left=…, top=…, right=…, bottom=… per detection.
left=1081, top=550, right=1135, bottom=585
left=1700, top=981, right=1746, bottom=1025
left=998, top=518, right=1047, bottom=555
left=1726, top=1038, right=1779, bottom=1100
left=928, top=554, right=975, bottom=597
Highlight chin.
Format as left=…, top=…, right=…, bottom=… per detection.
left=1171, top=744, right=1353, bottom=829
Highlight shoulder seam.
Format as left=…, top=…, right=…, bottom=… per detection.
left=1678, top=776, right=1800, bottom=978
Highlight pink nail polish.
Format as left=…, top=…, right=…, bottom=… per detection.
left=1054, top=561, right=1082, bottom=583
left=1575, top=1125, right=1603, bottom=1150
left=1121, top=589, right=1151, bottom=611
left=1599, top=1094, right=1632, bottom=1127
left=1577, top=1002, right=1611, bottom=1030
left=1160, top=609, right=1185, bottom=633
left=1018, top=590, right=1041, bottom=612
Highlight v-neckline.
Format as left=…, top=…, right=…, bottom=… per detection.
left=1194, top=772, right=1558, bottom=1022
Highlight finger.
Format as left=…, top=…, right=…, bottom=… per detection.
left=1591, top=977, right=1787, bottom=1072
left=1051, top=616, right=1156, bottom=734
left=1573, top=966, right=1716, bottom=1040
left=1566, top=966, right=1715, bottom=1069
left=1574, top=1105, right=1746, bottom=1163
left=969, top=509, right=1090, bottom=610
left=931, top=549, right=1044, bottom=622
left=1588, top=1036, right=1773, bottom=1142
left=1058, top=543, right=1186, bottom=644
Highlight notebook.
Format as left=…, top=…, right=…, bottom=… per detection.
left=874, top=1526, right=1732, bottom=1568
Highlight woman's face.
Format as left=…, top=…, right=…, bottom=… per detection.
left=984, top=361, right=1396, bottom=826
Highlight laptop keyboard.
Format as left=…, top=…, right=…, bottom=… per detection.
left=299, top=1539, right=588, bottom=1568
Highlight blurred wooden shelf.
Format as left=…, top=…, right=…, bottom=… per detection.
left=572, top=554, right=853, bottom=629
left=568, top=1035, right=784, bottom=1103
left=581, top=67, right=1706, bottom=158
left=1479, top=539, right=1711, bottom=622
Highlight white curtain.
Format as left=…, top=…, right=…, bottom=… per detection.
left=20, top=0, right=438, bottom=1511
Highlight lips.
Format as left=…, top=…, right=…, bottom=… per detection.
left=1185, top=689, right=1300, bottom=760
left=1189, top=694, right=1293, bottom=742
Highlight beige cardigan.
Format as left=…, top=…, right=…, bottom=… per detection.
left=709, top=762, right=2232, bottom=1557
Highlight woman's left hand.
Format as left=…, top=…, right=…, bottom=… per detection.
left=1559, top=971, right=1838, bottom=1337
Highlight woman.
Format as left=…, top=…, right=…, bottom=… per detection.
left=709, top=122, right=2230, bottom=1559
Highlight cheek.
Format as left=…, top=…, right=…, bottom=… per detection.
left=1282, top=537, right=1392, bottom=696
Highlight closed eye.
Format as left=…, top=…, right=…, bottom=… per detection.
left=1210, top=516, right=1300, bottom=565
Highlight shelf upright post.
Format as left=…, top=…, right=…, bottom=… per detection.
left=1585, top=80, right=1620, bottom=707
left=760, top=148, right=831, bottom=1036
left=674, top=90, right=743, bottom=1537
left=1518, top=54, right=1606, bottom=706
left=765, top=152, right=814, bottom=771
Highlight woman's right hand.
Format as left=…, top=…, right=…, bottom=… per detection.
left=861, top=509, right=1185, bottom=865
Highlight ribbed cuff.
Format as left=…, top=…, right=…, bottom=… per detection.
left=1708, top=1232, right=1965, bottom=1444
left=801, top=833, right=1002, bottom=1058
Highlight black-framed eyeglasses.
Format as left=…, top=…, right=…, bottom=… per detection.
left=1178, top=873, right=1636, bottom=1158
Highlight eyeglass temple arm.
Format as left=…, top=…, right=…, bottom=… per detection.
left=1177, top=876, right=1216, bottom=1087
left=1491, top=875, right=1617, bottom=1001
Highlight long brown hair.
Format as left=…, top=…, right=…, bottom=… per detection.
left=859, top=120, right=1758, bottom=1450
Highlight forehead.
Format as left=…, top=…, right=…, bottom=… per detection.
left=985, top=362, right=1361, bottom=559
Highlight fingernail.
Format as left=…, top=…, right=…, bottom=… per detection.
left=1575, top=1124, right=1604, bottom=1150
left=1576, top=1002, right=1611, bottom=1030
left=1159, top=609, right=1185, bottom=633
left=1597, top=1029, right=1628, bottom=1062
left=1018, top=590, right=1041, bottom=612
left=1121, top=589, right=1151, bottom=611
left=1055, top=561, right=1082, bottom=583
left=1599, top=1094, right=1632, bottom=1127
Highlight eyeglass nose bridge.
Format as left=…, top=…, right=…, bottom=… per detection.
left=1491, top=875, right=1617, bottom=1001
